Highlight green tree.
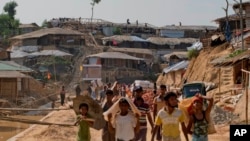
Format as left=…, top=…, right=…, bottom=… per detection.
left=3, top=1, right=18, bottom=19
left=90, top=0, right=101, bottom=27
left=41, top=19, right=48, bottom=28
left=0, top=1, right=19, bottom=39
left=0, top=14, right=19, bottom=38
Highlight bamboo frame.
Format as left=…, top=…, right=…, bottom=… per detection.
left=241, top=69, right=250, bottom=124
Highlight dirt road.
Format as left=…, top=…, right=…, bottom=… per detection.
left=9, top=107, right=229, bottom=141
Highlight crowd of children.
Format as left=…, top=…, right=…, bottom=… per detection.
left=75, top=82, right=213, bottom=141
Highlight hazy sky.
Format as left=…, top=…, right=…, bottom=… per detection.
left=0, top=0, right=246, bottom=27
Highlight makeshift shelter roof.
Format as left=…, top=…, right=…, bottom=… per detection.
left=102, top=35, right=148, bottom=44
left=109, top=47, right=153, bottom=55
left=0, top=71, right=31, bottom=78
left=164, top=52, right=188, bottom=61
left=10, top=50, right=29, bottom=58
left=0, top=61, right=33, bottom=72
left=11, top=27, right=83, bottom=40
left=163, top=60, right=189, bottom=73
left=158, top=25, right=217, bottom=30
left=147, top=37, right=197, bottom=45
left=19, top=23, right=39, bottom=28
left=87, top=52, right=144, bottom=60
left=29, top=50, right=72, bottom=57
left=113, top=22, right=157, bottom=29
left=210, top=50, right=250, bottom=66
left=233, top=1, right=250, bottom=9
left=213, top=14, right=240, bottom=23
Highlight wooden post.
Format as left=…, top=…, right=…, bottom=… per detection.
left=241, top=69, right=250, bottom=124
left=16, top=78, right=18, bottom=105
left=219, top=68, right=221, bottom=93
left=246, top=73, right=249, bottom=124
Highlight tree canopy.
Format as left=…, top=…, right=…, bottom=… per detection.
left=3, top=1, right=18, bottom=19
left=90, top=0, right=101, bottom=23
left=0, top=1, right=19, bottom=40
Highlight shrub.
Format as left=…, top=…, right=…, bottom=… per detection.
left=187, top=49, right=199, bottom=60
left=113, top=27, right=122, bottom=35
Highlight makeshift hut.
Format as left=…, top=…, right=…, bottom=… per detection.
left=163, top=51, right=188, bottom=65
left=210, top=50, right=250, bottom=93
left=157, top=60, right=189, bottom=87
left=0, top=61, right=33, bottom=101
left=10, top=27, right=85, bottom=49
left=85, top=52, right=145, bottom=83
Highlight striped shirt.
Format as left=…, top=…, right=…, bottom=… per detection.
left=135, top=103, right=150, bottom=129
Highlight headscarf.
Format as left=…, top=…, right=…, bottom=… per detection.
left=187, top=95, right=203, bottom=115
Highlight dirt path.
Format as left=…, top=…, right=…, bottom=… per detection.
left=9, top=107, right=229, bottom=141
left=10, top=109, right=101, bottom=141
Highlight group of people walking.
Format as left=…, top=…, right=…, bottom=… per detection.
left=75, top=82, right=214, bottom=141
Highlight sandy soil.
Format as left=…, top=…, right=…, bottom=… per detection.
left=10, top=107, right=229, bottom=141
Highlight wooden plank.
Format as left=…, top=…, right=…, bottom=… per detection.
left=0, top=108, right=70, bottom=111
left=242, top=69, right=250, bottom=74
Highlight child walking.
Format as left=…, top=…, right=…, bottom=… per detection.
left=108, top=98, right=140, bottom=141
left=187, top=94, right=214, bottom=141
left=74, top=103, right=94, bottom=141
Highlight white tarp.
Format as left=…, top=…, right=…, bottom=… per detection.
left=187, top=41, right=203, bottom=51
left=10, top=50, right=29, bottom=58
left=131, top=80, right=154, bottom=90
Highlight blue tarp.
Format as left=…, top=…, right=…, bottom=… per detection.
left=163, top=60, right=189, bottom=73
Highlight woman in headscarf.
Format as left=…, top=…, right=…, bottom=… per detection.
left=187, top=94, right=214, bottom=141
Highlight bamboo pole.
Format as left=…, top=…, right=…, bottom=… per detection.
left=241, top=69, right=250, bottom=124
left=0, top=108, right=70, bottom=111
left=246, top=73, right=249, bottom=124
left=0, top=116, right=73, bottom=126
left=219, top=68, right=221, bottom=93
left=241, top=69, right=250, bottom=74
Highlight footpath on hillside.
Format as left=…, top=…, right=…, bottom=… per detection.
left=7, top=92, right=230, bottom=141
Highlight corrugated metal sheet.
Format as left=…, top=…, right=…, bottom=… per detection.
left=0, top=61, right=33, bottom=72
left=87, top=52, right=144, bottom=60
left=160, top=30, right=184, bottom=38
left=163, top=60, right=189, bottom=73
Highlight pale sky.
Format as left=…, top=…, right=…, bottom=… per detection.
left=0, top=0, right=247, bottom=27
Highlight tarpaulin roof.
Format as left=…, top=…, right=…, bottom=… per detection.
left=163, top=60, right=189, bottom=73
left=11, top=50, right=29, bottom=58
left=29, top=50, right=72, bottom=57
left=87, top=52, right=144, bottom=60
left=146, top=37, right=196, bottom=45
left=102, top=35, right=148, bottom=43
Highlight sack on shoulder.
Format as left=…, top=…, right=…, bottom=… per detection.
left=207, top=115, right=216, bottom=134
